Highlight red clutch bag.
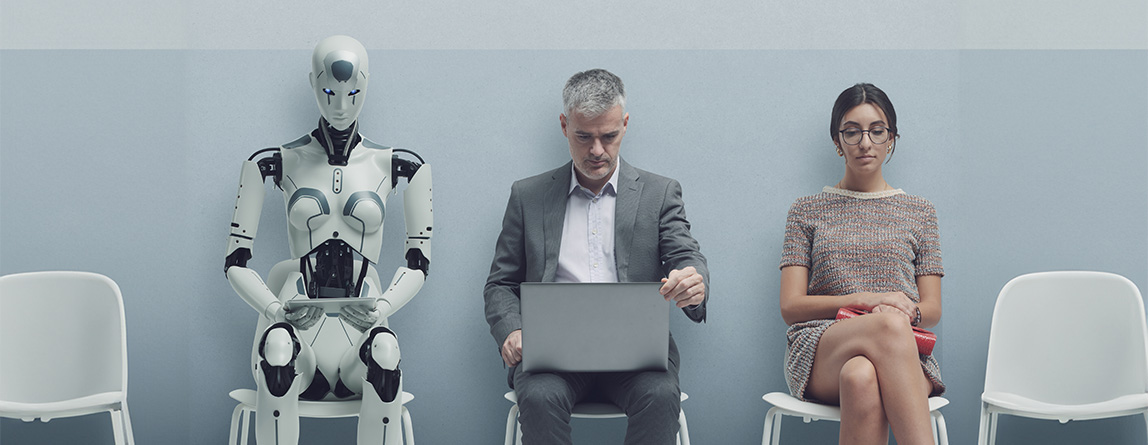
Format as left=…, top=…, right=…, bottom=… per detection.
left=835, top=307, right=936, bottom=355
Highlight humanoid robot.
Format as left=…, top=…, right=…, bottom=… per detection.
left=224, top=35, right=431, bottom=444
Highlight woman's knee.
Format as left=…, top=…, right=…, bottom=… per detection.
left=839, top=356, right=879, bottom=394
left=839, top=357, right=882, bottom=412
left=863, top=312, right=917, bottom=356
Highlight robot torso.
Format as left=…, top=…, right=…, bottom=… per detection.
left=279, top=134, right=393, bottom=263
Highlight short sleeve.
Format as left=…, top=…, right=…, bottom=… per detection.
left=780, top=201, right=813, bottom=269
left=914, top=202, right=944, bottom=276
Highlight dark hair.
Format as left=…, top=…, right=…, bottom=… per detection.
left=830, top=83, right=898, bottom=144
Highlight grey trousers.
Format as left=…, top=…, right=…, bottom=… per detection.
left=511, top=336, right=681, bottom=445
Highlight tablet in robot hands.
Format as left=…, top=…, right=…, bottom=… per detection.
left=283, top=297, right=379, bottom=315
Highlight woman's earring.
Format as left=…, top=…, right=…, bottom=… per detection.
left=836, top=146, right=844, bottom=156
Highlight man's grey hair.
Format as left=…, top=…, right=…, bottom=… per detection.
left=562, top=69, right=626, bottom=118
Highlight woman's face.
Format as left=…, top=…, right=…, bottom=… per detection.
left=836, top=103, right=892, bottom=176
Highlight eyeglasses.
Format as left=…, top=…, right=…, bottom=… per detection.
left=839, top=126, right=891, bottom=145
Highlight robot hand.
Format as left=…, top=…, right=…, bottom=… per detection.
left=340, top=304, right=380, bottom=332
left=284, top=305, right=323, bottom=330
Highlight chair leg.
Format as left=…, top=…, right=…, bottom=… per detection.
left=988, top=412, right=999, bottom=445
left=240, top=407, right=252, bottom=445
left=762, top=407, right=782, bottom=445
left=677, top=406, right=690, bottom=445
left=230, top=404, right=245, bottom=445
left=110, top=410, right=126, bottom=445
left=505, top=403, right=519, bottom=445
left=932, top=410, right=949, bottom=445
left=121, top=403, right=136, bottom=445
left=402, top=406, right=414, bottom=445
left=977, top=404, right=990, bottom=445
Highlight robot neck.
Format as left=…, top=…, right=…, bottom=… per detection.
left=313, top=117, right=362, bottom=166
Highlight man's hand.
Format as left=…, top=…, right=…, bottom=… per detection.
left=501, top=329, right=523, bottom=367
left=661, top=266, right=706, bottom=308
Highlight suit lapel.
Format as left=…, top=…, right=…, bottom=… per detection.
left=614, top=160, right=641, bottom=282
left=542, top=163, right=572, bottom=281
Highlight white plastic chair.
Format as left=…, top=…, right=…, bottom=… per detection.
left=761, top=392, right=949, bottom=445
left=227, top=259, right=416, bottom=444
left=228, top=388, right=414, bottom=445
left=978, top=271, right=1148, bottom=444
left=0, top=271, right=135, bottom=444
left=503, top=390, right=691, bottom=445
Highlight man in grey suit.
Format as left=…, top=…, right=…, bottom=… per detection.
left=484, top=68, right=709, bottom=444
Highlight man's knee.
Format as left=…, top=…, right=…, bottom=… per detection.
left=627, top=376, right=680, bottom=415
left=515, top=375, right=576, bottom=415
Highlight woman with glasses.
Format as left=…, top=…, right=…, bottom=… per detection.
left=778, top=83, right=944, bottom=444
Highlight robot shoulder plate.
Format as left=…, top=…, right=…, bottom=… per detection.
left=360, top=137, right=391, bottom=151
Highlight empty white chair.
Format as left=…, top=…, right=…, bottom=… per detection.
left=0, top=271, right=135, bottom=444
left=504, top=390, right=691, bottom=445
left=761, top=392, right=949, bottom=445
left=978, top=271, right=1148, bottom=444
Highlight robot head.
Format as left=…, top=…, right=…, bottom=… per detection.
left=310, top=35, right=369, bottom=131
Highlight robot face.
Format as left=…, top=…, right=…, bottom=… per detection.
left=310, top=36, right=370, bottom=131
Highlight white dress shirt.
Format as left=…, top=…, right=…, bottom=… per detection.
left=555, top=165, right=619, bottom=283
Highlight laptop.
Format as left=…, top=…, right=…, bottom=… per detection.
left=519, top=282, right=669, bottom=373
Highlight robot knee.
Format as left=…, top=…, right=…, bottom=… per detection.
left=359, top=326, right=400, bottom=369
left=259, top=323, right=301, bottom=397
left=360, top=326, right=402, bottom=403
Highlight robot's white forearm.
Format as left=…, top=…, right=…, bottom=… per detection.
left=376, top=267, right=425, bottom=318
left=403, top=163, right=433, bottom=273
left=227, top=266, right=283, bottom=320
left=226, top=160, right=266, bottom=258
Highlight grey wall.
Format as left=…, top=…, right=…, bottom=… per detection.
left=2, top=2, right=1146, bottom=445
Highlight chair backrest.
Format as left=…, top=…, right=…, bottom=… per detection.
left=0, top=271, right=128, bottom=404
left=984, top=271, right=1148, bottom=404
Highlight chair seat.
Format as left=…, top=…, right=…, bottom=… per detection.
left=503, top=390, right=688, bottom=418
left=982, top=391, right=1148, bottom=422
left=762, top=392, right=949, bottom=445
left=503, top=390, right=691, bottom=445
left=229, top=389, right=414, bottom=418
left=762, top=392, right=949, bottom=421
left=0, top=392, right=126, bottom=421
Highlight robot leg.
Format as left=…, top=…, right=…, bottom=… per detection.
left=357, top=326, right=404, bottom=445
left=256, top=322, right=302, bottom=445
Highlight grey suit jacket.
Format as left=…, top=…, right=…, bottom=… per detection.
left=484, top=158, right=709, bottom=349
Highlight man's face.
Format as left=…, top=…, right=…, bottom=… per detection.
left=561, top=105, right=628, bottom=190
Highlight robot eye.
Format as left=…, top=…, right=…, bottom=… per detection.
left=323, top=88, right=335, bottom=96
left=348, top=89, right=360, bottom=96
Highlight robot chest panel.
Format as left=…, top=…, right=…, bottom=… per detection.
left=281, top=146, right=393, bottom=260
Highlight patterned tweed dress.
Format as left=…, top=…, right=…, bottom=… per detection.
left=780, top=186, right=945, bottom=401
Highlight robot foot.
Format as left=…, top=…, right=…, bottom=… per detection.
left=258, top=322, right=300, bottom=398
left=359, top=326, right=401, bottom=403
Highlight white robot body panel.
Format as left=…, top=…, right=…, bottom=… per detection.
left=228, top=266, right=283, bottom=320
left=280, top=136, right=392, bottom=263
left=227, top=160, right=266, bottom=258
left=403, top=163, right=433, bottom=266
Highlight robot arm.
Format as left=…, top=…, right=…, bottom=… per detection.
left=397, top=153, right=432, bottom=275
left=365, top=151, right=432, bottom=319
left=226, top=150, right=286, bottom=320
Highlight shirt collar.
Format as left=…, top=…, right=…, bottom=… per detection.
left=568, top=163, right=619, bottom=197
